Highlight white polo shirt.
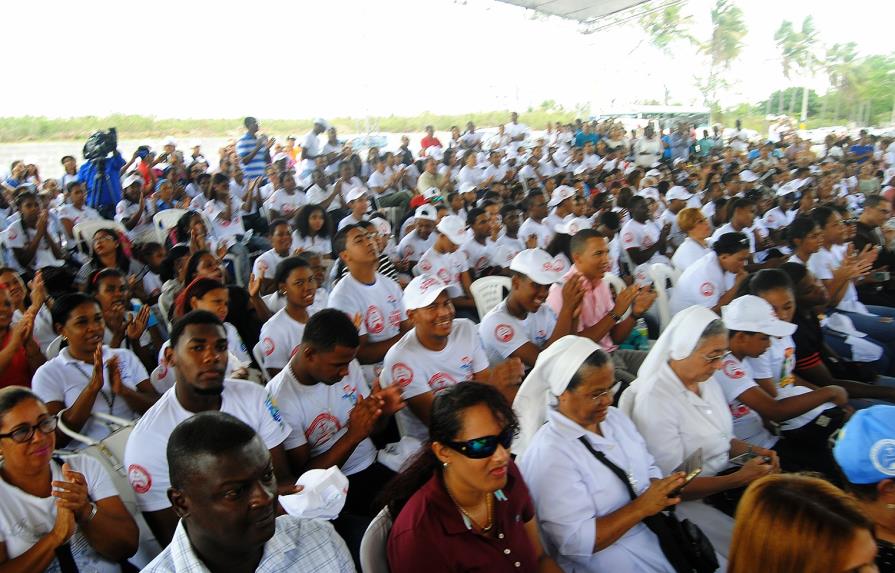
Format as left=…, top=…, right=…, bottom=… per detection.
left=125, top=379, right=291, bottom=512
left=479, top=300, right=557, bottom=367
left=415, top=247, right=469, bottom=299
left=252, top=249, right=291, bottom=282
left=266, top=360, right=376, bottom=476
left=379, top=319, right=488, bottom=441
left=518, top=218, right=554, bottom=250
left=32, top=346, right=148, bottom=444
left=713, top=355, right=778, bottom=449
left=259, top=309, right=309, bottom=371
left=669, top=251, right=735, bottom=316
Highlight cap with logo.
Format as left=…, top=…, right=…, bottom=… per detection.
left=403, top=274, right=450, bottom=311
left=555, top=216, right=592, bottom=236
left=721, top=295, right=797, bottom=337
left=509, top=249, right=565, bottom=286
left=422, top=186, right=441, bottom=201
left=415, top=204, right=437, bottom=222
left=666, top=186, right=693, bottom=202
left=346, top=187, right=367, bottom=203
left=436, top=215, right=467, bottom=246
left=548, top=185, right=576, bottom=208
left=833, top=405, right=895, bottom=484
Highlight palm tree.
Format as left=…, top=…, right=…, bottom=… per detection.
left=774, top=17, right=820, bottom=122
left=824, top=42, right=859, bottom=120
left=701, top=0, right=746, bottom=116
left=639, top=3, right=697, bottom=104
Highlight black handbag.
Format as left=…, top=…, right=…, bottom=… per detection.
left=578, top=437, right=720, bottom=573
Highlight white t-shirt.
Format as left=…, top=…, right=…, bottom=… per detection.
left=458, top=166, right=484, bottom=188
left=746, top=335, right=833, bottom=431
left=55, top=203, right=101, bottom=228
left=266, top=360, right=376, bottom=476
left=259, top=309, right=309, bottom=371
left=301, top=131, right=322, bottom=173
left=415, top=247, right=469, bottom=298
left=224, top=321, right=251, bottom=365
left=125, top=379, right=291, bottom=512
left=669, top=251, right=735, bottom=316
left=671, top=237, right=711, bottom=272
left=518, top=218, right=554, bottom=250
left=620, top=219, right=670, bottom=265
left=4, top=219, right=66, bottom=270
left=459, top=238, right=494, bottom=277
left=762, top=206, right=794, bottom=230
left=808, top=247, right=866, bottom=314
left=367, top=170, right=394, bottom=196
left=0, top=455, right=120, bottom=572
left=505, top=122, right=529, bottom=141
left=115, top=199, right=156, bottom=242
left=395, top=230, right=434, bottom=264
left=711, top=222, right=755, bottom=253
left=479, top=300, right=557, bottom=367
left=203, top=197, right=245, bottom=241
left=32, top=346, right=148, bottom=444
left=291, top=232, right=332, bottom=256
left=713, top=355, right=778, bottom=449
left=252, top=249, right=291, bottom=281
left=379, top=319, right=488, bottom=441
left=263, top=189, right=307, bottom=219
left=490, top=235, right=525, bottom=269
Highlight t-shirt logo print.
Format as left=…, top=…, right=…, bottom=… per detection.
left=495, top=324, right=515, bottom=343
left=128, top=464, right=152, bottom=494
left=305, top=413, right=342, bottom=448
left=722, top=359, right=745, bottom=379
left=391, top=363, right=413, bottom=388
left=365, top=305, right=385, bottom=334
left=700, top=281, right=715, bottom=297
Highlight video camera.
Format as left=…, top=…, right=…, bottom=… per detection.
left=83, top=127, right=118, bottom=161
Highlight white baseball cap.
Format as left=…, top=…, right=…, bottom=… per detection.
left=403, top=274, right=451, bottom=310
left=459, top=182, right=477, bottom=195
left=510, top=249, right=565, bottom=285
left=346, top=187, right=367, bottom=203
left=548, top=185, right=575, bottom=208
left=721, top=295, right=797, bottom=337
left=555, top=216, right=591, bottom=236
left=776, top=181, right=799, bottom=197
left=415, top=204, right=437, bottom=222
left=645, top=168, right=662, bottom=178
left=422, top=186, right=441, bottom=201
left=436, top=215, right=467, bottom=246
left=638, top=187, right=660, bottom=201
left=121, top=173, right=144, bottom=188
left=739, top=169, right=759, bottom=183
left=313, top=117, right=329, bottom=129
left=666, top=186, right=693, bottom=202
left=427, top=146, right=444, bottom=161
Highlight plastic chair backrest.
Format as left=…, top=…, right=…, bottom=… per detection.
left=602, top=272, right=631, bottom=320
left=152, top=208, right=188, bottom=244
left=649, top=263, right=676, bottom=332
left=469, top=276, right=511, bottom=319
left=45, top=335, right=64, bottom=359
left=73, top=220, right=127, bottom=256
left=252, top=341, right=270, bottom=383
left=359, top=506, right=393, bottom=573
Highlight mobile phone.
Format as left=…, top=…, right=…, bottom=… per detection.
left=669, top=467, right=702, bottom=498
left=873, top=271, right=890, bottom=282
left=669, top=448, right=703, bottom=497
left=729, top=452, right=771, bottom=466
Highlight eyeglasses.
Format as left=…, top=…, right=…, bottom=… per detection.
left=703, top=351, right=732, bottom=364
left=582, top=382, right=621, bottom=401
left=0, top=417, right=58, bottom=444
left=444, top=427, right=515, bottom=459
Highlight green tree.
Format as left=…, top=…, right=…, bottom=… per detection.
left=774, top=16, right=820, bottom=120
left=639, top=4, right=696, bottom=53
left=701, top=0, right=746, bottom=116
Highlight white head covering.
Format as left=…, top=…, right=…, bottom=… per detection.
left=618, top=305, right=722, bottom=419
left=512, top=336, right=603, bottom=454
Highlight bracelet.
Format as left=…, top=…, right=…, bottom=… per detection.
left=78, top=501, right=97, bottom=524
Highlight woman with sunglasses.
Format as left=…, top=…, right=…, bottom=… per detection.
left=515, top=337, right=684, bottom=572
left=0, top=386, right=138, bottom=571
left=31, top=293, right=157, bottom=447
left=381, top=382, right=562, bottom=573
left=620, top=306, right=780, bottom=560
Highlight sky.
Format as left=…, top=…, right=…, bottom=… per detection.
left=3, top=0, right=892, bottom=120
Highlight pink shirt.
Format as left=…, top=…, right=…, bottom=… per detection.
left=547, top=264, right=617, bottom=352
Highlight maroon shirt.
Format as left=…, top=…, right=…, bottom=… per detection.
left=387, top=460, right=537, bottom=572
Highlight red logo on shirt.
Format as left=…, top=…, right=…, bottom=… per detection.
left=552, top=259, right=566, bottom=272
left=474, top=256, right=488, bottom=271
left=700, top=281, right=715, bottom=297
left=723, top=359, right=745, bottom=379
left=622, top=232, right=634, bottom=244
left=257, top=260, right=269, bottom=274
left=428, top=372, right=458, bottom=394
left=365, top=305, right=385, bottom=334
left=403, top=246, right=415, bottom=258
left=420, top=259, right=432, bottom=273
left=306, top=413, right=342, bottom=448
left=495, top=324, right=515, bottom=343
left=730, top=403, right=752, bottom=419
left=642, top=236, right=654, bottom=248
left=437, top=268, right=451, bottom=283
left=388, top=309, right=402, bottom=328
left=262, top=337, right=275, bottom=356
left=391, top=362, right=413, bottom=388
left=128, top=464, right=152, bottom=494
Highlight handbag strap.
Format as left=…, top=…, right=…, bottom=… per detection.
left=577, top=436, right=638, bottom=501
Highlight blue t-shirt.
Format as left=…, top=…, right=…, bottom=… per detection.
left=850, top=144, right=874, bottom=163
left=574, top=132, right=599, bottom=148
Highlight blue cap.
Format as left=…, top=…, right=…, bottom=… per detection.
left=833, top=405, right=895, bottom=484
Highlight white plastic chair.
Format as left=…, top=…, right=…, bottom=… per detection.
left=152, top=208, right=188, bottom=244
left=469, top=276, right=511, bottom=319
left=252, top=341, right=271, bottom=383
left=73, top=220, right=127, bottom=256
left=359, top=507, right=393, bottom=573
left=45, top=335, right=64, bottom=359
left=649, top=263, right=677, bottom=332
left=602, top=272, right=631, bottom=320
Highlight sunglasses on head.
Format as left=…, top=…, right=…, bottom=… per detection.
left=444, top=427, right=515, bottom=459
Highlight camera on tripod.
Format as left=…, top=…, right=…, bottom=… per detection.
left=83, top=127, right=118, bottom=161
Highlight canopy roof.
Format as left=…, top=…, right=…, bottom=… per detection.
left=495, top=0, right=652, bottom=24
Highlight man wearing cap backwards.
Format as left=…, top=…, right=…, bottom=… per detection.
left=658, top=186, right=693, bottom=249
left=480, top=249, right=584, bottom=368
left=543, top=185, right=576, bottom=232
left=329, top=224, right=411, bottom=382
left=547, top=229, right=656, bottom=387
left=715, top=295, right=848, bottom=476
left=414, top=215, right=475, bottom=315
left=379, top=274, right=525, bottom=442
left=395, top=205, right=437, bottom=274
left=833, top=405, right=895, bottom=572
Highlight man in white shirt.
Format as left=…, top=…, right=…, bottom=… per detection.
left=659, top=186, right=692, bottom=248
left=143, top=411, right=353, bottom=573
left=414, top=215, right=476, bottom=318
left=395, top=204, right=436, bottom=274
left=263, top=172, right=306, bottom=221
left=366, top=156, right=412, bottom=216
left=518, top=190, right=554, bottom=249
left=328, top=224, right=411, bottom=381
left=505, top=112, right=529, bottom=143
left=633, top=126, right=662, bottom=168
left=267, top=309, right=403, bottom=522
left=490, top=203, right=529, bottom=269
left=480, top=249, right=582, bottom=368
left=459, top=207, right=498, bottom=279
left=620, top=195, right=671, bottom=278
left=124, top=311, right=294, bottom=547
left=379, top=275, right=524, bottom=441
left=337, top=187, right=369, bottom=230
left=544, top=185, right=575, bottom=231
left=300, top=119, right=328, bottom=176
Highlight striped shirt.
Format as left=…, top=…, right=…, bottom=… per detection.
left=236, top=132, right=268, bottom=179
left=142, top=515, right=354, bottom=573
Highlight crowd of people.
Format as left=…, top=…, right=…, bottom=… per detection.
left=0, top=112, right=894, bottom=572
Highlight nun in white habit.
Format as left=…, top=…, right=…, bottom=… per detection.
left=619, top=305, right=780, bottom=564
left=515, top=336, right=683, bottom=573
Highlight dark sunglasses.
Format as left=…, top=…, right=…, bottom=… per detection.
left=444, top=427, right=514, bottom=459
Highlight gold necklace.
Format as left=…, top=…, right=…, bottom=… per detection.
left=445, top=482, right=493, bottom=532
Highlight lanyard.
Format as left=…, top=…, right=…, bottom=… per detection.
left=70, top=361, right=116, bottom=414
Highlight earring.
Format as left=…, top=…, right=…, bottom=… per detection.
left=443, top=462, right=449, bottom=469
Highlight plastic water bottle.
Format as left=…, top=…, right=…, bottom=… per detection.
left=635, top=318, right=649, bottom=349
